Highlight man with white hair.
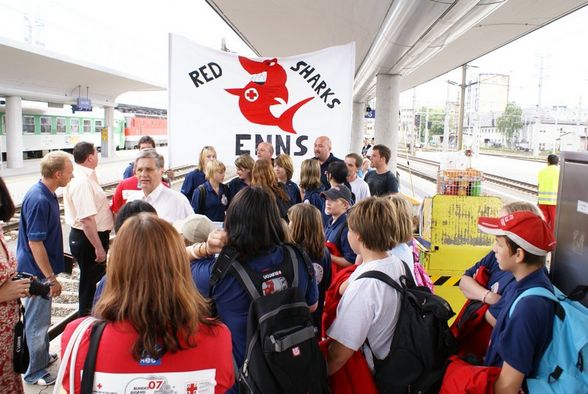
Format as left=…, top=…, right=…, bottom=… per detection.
left=127, top=149, right=193, bottom=223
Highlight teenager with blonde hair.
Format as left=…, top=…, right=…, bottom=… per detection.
left=181, top=145, right=217, bottom=202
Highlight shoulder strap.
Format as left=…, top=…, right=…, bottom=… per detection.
left=80, top=321, right=107, bottom=394
left=209, top=246, right=239, bottom=297
left=197, top=184, right=206, bottom=213
left=509, top=287, right=558, bottom=318
left=357, top=270, right=404, bottom=294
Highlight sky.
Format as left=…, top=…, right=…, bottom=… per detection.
left=402, top=5, right=588, bottom=111
left=0, top=0, right=587, bottom=111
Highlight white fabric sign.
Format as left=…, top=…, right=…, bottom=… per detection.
left=168, top=34, right=355, bottom=167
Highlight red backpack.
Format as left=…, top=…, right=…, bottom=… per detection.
left=450, top=266, right=493, bottom=360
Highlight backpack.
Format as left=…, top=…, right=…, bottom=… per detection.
left=508, top=285, right=588, bottom=393
left=358, top=261, right=457, bottom=393
left=197, top=183, right=229, bottom=214
left=210, top=244, right=329, bottom=394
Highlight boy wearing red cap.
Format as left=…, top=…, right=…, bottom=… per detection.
left=477, top=211, right=557, bottom=393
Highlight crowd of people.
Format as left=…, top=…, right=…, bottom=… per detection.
left=0, top=134, right=568, bottom=393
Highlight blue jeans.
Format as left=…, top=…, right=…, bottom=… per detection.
left=23, top=295, right=52, bottom=382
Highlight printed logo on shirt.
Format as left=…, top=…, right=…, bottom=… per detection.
left=221, top=194, right=228, bottom=206
left=491, top=282, right=499, bottom=294
left=92, top=370, right=216, bottom=393
left=139, top=347, right=162, bottom=366
left=313, top=262, right=324, bottom=284
left=139, top=355, right=161, bottom=366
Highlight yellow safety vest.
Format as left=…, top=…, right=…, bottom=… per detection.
left=537, top=165, right=559, bottom=205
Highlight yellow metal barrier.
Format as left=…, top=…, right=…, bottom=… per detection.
left=418, top=195, right=502, bottom=316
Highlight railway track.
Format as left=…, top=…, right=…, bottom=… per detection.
left=398, top=154, right=538, bottom=195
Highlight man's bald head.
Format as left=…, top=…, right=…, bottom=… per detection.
left=256, top=142, right=274, bottom=161
left=314, top=136, right=332, bottom=163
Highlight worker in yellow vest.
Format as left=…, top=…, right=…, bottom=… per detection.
left=537, top=154, right=559, bottom=232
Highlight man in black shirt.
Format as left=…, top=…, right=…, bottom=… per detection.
left=364, top=144, right=399, bottom=196
left=313, top=136, right=342, bottom=190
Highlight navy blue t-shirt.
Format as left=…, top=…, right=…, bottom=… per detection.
left=485, top=269, right=554, bottom=376
left=284, top=180, right=302, bottom=205
left=464, top=251, right=516, bottom=318
left=192, top=246, right=319, bottom=371
left=16, top=181, right=64, bottom=278
left=181, top=169, right=206, bottom=202
left=303, top=186, right=325, bottom=223
left=227, top=177, right=248, bottom=200
left=316, top=154, right=342, bottom=190
left=190, top=181, right=229, bottom=222
left=324, top=213, right=356, bottom=264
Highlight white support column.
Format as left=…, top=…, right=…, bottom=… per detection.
left=101, top=106, right=116, bottom=158
left=6, top=96, right=24, bottom=169
left=350, top=101, right=365, bottom=154
left=375, top=74, right=400, bottom=173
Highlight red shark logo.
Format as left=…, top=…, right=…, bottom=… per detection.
left=226, top=57, right=313, bottom=134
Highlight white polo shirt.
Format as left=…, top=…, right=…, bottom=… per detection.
left=128, top=183, right=193, bottom=223
left=327, top=255, right=404, bottom=369
left=349, top=176, right=371, bottom=203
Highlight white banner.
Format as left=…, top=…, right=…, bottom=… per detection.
left=168, top=34, right=355, bottom=167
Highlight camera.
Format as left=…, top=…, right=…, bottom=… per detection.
left=12, top=272, right=51, bottom=299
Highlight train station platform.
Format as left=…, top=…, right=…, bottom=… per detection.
left=2, top=150, right=140, bottom=206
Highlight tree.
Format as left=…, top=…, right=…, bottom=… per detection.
left=496, top=103, right=523, bottom=148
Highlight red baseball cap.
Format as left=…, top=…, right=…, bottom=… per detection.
left=478, top=211, right=556, bottom=256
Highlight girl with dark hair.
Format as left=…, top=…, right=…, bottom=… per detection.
left=60, top=214, right=234, bottom=393
left=191, top=186, right=319, bottom=393
left=0, top=177, right=30, bottom=393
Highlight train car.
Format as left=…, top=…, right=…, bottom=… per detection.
left=0, top=104, right=169, bottom=158
left=0, top=105, right=125, bottom=158
left=123, top=115, right=167, bottom=149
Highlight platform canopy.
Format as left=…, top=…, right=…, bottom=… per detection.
left=206, top=0, right=588, bottom=102
left=0, top=37, right=163, bottom=107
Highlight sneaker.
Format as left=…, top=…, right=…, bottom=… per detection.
left=34, top=373, right=56, bottom=386
left=48, top=352, right=59, bottom=366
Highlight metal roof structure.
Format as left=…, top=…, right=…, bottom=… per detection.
left=0, top=37, right=163, bottom=106
left=206, top=0, right=588, bottom=103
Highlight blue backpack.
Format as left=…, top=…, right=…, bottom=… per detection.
left=509, top=286, right=588, bottom=393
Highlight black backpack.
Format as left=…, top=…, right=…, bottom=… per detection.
left=358, top=262, right=457, bottom=393
left=210, top=244, right=329, bottom=394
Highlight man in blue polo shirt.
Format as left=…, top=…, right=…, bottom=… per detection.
left=17, top=151, right=74, bottom=385
left=477, top=211, right=557, bottom=392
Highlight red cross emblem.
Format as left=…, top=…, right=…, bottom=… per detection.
left=186, top=382, right=198, bottom=394
left=97, top=383, right=103, bottom=389
left=244, top=88, right=259, bottom=102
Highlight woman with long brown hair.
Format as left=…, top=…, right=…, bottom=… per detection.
left=59, top=214, right=233, bottom=393
left=251, top=158, right=291, bottom=220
